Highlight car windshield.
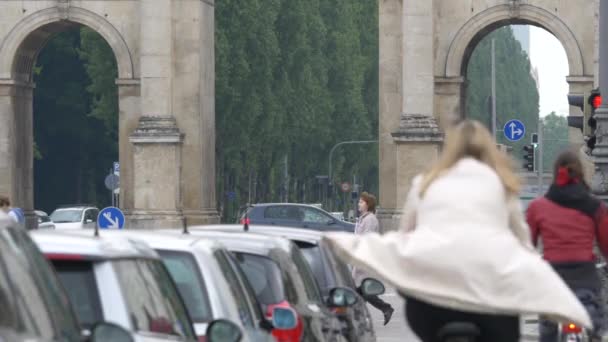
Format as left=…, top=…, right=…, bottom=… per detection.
left=0, top=227, right=81, bottom=341
left=297, top=243, right=334, bottom=295
left=114, top=258, right=195, bottom=339
left=52, top=260, right=103, bottom=329
left=234, top=252, right=285, bottom=305
left=157, top=250, right=213, bottom=323
left=50, top=209, right=82, bottom=223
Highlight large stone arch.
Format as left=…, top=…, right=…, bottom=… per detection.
left=378, top=0, right=597, bottom=232
left=443, top=4, right=584, bottom=78
left=0, top=6, right=134, bottom=81
left=0, top=1, right=218, bottom=229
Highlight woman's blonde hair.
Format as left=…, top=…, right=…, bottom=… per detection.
left=419, top=120, right=520, bottom=197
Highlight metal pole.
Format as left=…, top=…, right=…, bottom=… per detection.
left=592, top=0, right=608, bottom=195
left=491, top=39, right=497, bottom=139
left=537, top=119, right=544, bottom=196
left=328, top=140, right=378, bottom=186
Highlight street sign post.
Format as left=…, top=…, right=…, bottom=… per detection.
left=340, top=182, right=351, bottom=192
left=104, top=174, right=120, bottom=191
left=113, top=162, right=120, bottom=176
left=503, top=119, right=526, bottom=142
left=97, top=207, right=125, bottom=229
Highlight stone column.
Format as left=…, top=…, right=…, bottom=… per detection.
left=377, top=0, right=442, bottom=232
left=171, top=0, right=219, bottom=225
left=0, top=80, right=36, bottom=228
left=116, top=79, right=140, bottom=212
left=591, top=0, right=608, bottom=196
left=129, top=0, right=184, bottom=228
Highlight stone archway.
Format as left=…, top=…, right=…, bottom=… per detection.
left=377, top=0, right=597, bottom=231
left=0, top=1, right=218, bottom=228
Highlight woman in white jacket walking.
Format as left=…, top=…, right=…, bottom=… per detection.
left=325, top=120, right=592, bottom=341
left=354, top=192, right=394, bottom=325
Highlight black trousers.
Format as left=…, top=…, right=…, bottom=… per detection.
left=404, top=296, right=520, bottom=342
left=364, top=294, right=392, bottom=312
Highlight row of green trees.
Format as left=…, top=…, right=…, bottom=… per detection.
left=32, top=7, right=543, bottom=220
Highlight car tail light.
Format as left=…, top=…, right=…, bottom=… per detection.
left=197, top=336, right=206, bottom=342
left=562, top=323, right=582, bottom=333
left=266, top=301, right=303, bottom=342
left=331, top=306, right=348, bottom=316
left=45, top=253, right=86, bottom=261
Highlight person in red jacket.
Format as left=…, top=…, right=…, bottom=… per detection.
left=527, top=150, right=608, bottom=341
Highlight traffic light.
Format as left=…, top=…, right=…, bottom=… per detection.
left=587, top=89, right=601, bottom=151
left=567, top=90, right=601, bottom=153
left=523, top=144, right=535, bottom=172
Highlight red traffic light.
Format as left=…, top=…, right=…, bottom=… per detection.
left=591, top=94, right=602, bottom=109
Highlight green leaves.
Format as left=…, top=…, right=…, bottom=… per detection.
left=216, top=0, right=378, bottom=220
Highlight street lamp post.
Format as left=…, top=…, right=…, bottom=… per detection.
left=328, top=140, right=379, bottom=188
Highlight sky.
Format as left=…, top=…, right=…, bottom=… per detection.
left=528, top=26, right=570, bottom=117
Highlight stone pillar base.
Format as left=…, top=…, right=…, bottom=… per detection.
left=376, top=208, right=403, bottom=233
left=379, top=114, right=443, bottom=232
left=183, top=209, right=220, bottom=226
left=126, top=210, right=184, bottom=229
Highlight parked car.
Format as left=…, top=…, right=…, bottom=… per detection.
left=204, top=225, right=380, bottom=342
left=0, top=211, right=134, bottom=342
left=36, top=210, right=56, bottom=229
left=49, top=205, right=99, bottom=230
left=92, top=230, right=285, bottom=342
left=176, top=228, right=358, bottom=342
left=239, top=203, right=354, bottom=232
left=30, top=230, right=203, bottom=342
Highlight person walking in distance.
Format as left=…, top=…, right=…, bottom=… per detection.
left=354, top=192, right=394, bottom=325
left=0, top=195, right=23, bottom=225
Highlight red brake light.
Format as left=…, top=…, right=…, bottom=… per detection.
left=562, top=323, right=582, bottom=333
left=45, top=253, right=86, bottom=261
left=591, top=94, right=603, bottom=109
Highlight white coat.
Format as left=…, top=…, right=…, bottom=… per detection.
left=325, top=158, right=592, bottom=328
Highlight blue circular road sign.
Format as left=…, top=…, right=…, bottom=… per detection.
left=97, top=207, right=125, bottom=229
left=503, top=119, right=526, bottom=142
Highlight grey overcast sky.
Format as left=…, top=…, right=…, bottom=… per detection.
left=529, top=26, right=570, bottom=117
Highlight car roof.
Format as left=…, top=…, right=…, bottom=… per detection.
left=68, top=229, right=225, bottom=255
left=161, top=226, right=294, bottom=255
left=30, top=230, right=160, bottom=259
left=196, top=224, right=324, bottom=245
left=250, top=203, right=327, bottom=210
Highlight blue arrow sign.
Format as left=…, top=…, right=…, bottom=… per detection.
left=503, top=119, right=526, bottom=142
left=97, top=207, right=125, bottom=229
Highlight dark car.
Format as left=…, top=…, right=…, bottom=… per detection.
left=209, top=225, right=380, bottom=342
left=0, top=212, right=133, bottom=342
left=240, top=203, right=355, bottom=232
left=186, top=228, right=355, bottom=342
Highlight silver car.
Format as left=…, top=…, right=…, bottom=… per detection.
left=30, top=230, right=202, bottom=342
left=87, top=230, right=288, bottom=342
left=35, top=210, right=56, bottom=229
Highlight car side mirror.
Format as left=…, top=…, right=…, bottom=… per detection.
left=206, top=319, right=242, bottom=342
left=271, top=306, right=298, bottom=330
left=90, top=322, right=133, bottom=342
left=327, top=287, right=358, bottom=308
left=326, top=219, right=336, bottom=225
left=359, top=278, right=385, bottom=296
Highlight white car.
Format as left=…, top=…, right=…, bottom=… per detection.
left=31, top=230, right=236, bottom=342
left=50, top=205, right=98, bottom=230
left=35, top=210, right=56, bottom=229
left=84, top=230, right=287, bottom=342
